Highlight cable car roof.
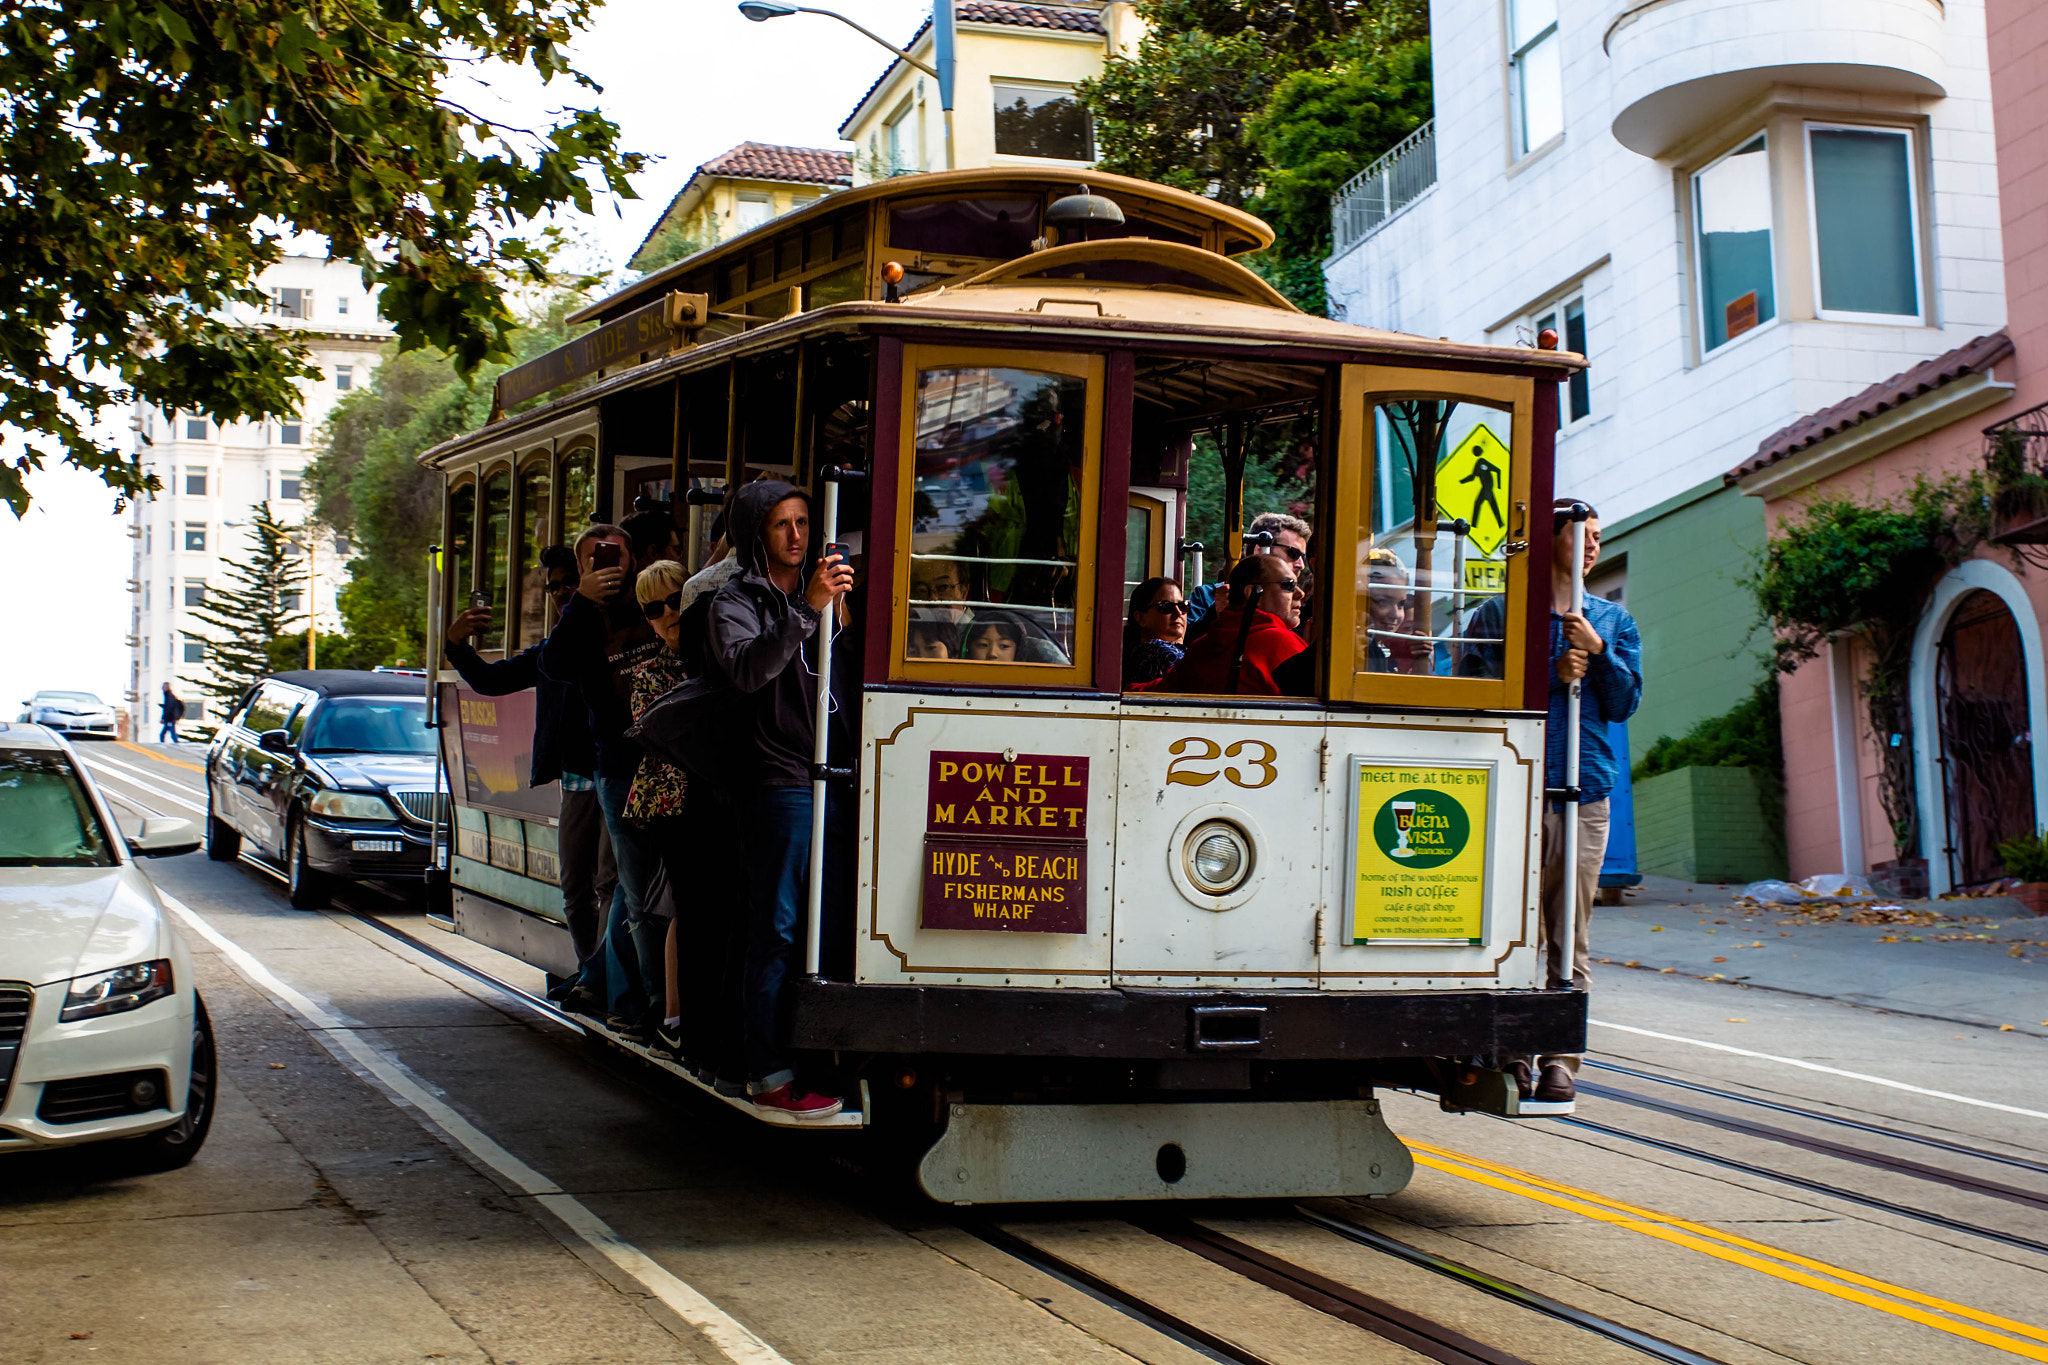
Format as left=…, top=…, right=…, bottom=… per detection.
left=572, top=167, right=1277, bottom=327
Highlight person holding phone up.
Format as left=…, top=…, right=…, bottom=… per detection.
left=540, top=523, right=668, bottom=1036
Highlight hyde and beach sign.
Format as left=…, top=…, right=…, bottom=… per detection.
left=1350, top=762, right=1491, bottom=944
left=920, top=751, right=1089, bottom=934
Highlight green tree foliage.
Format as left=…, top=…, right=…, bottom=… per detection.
left=1745, top=474, right=1994, bottom=855
left=188, top=503, right=305, bottom=706
left=307, top=285, right=590, bottom=667
left=0, top=0, right=645, bottom=516
left=1246, top=35, right=1432, bottom=263
left=1184, top=419, right=1318, bottom=559
left=630, top=221, right=708, bottom=279
left=1078, top=1, right=1428, bottom=313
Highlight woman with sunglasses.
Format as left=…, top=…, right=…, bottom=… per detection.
left=628, top=559, right=694, bottom=1059
left=1123, top=576, right=1188, bottom=686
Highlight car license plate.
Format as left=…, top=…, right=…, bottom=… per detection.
left=352, top=839, right=402, bottom=853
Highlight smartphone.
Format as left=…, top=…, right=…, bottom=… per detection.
left=469, top=591, right=489, bottom=612
left=824, top=542, right=849, bottom=564
left=591, top=542, right=622, bottom=572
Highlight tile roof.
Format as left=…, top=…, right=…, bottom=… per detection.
left=696, top=142, right=853, bottom=187
left=629, top=143, right=851, bottom=267
left=1728, top=330, right=2016, bottom=484
left=839, top=3, right=1109, bottom=136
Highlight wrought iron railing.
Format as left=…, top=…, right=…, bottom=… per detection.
left=1983, top=398, right=2048, bottom=548
left=1328, top=120, right=1437, bottom=258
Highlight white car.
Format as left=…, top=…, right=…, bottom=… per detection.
left=17, top=690, right=119, bottom=739
left=0, top=722, right=213, bottom=1168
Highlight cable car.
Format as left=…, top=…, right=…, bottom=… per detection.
left=417, top=167, right=1588, bottom=1203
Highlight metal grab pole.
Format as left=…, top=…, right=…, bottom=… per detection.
left=1557, top=505, right=1590, bottom=990
left=804, top=479, right=841, bottom=978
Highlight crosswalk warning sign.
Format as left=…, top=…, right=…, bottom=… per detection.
left=1433, top=422, right=1512, bottom=556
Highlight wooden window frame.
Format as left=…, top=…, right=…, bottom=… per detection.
left=1326, top=365, right=1534, bottom=711
left=511, top=450, right=554, bottom=650
left=1125, top=491, right=1168, bottom=590
left=888, top=344, right=1104, bottom=689
left=445, top=473, right=478, bottom=615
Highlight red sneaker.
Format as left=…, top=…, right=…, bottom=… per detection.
left=750, top=1084, right=843, bottom=1120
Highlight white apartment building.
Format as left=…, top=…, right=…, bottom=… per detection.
left=126, top=254, right=393, bottom=734
left=1324, top=0, right=2003, bottom=754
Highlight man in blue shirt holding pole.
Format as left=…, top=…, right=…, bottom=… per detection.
left=1522, top=499, right=1642, bottom=1104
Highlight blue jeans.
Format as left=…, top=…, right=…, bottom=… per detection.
left=741, top=787, right=813, bottom=1092
left=595, top=771, right=665, bottom=1021
left=158, top=721, right=177, bottom=743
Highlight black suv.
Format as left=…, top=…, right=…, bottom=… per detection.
left=203, top=671, right=441, bottom=908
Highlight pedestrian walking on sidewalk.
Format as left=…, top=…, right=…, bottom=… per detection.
left=158, top=683, right=185, bottom=744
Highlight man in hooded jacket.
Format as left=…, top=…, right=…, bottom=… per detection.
left=707, top=480, right=853, bottom=1120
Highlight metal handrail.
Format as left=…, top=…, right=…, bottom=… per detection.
left=1329, top=120, right=1437, bottom=258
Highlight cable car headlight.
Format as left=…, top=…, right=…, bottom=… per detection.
left=1184, top=820, right=1252, bottom=895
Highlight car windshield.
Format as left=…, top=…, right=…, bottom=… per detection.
left=0, top=750, right=115, bottom=867
left=36, top=692, right=102, bottom=706
left=301, top=697, right=434, bottom=755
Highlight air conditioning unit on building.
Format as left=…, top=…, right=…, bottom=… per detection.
left=127, top=524, right=143, bottom=539
left=125, top=579, right=141, bottom=593
left=124, top=635, right=140, bottom=647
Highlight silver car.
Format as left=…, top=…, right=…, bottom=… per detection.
left=17, top=691, right=118, bottom=740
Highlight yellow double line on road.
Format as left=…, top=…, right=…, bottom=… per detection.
left=117, top=739, right=204, bottom=774
left=1410, top=1139, right=2048, bottom=1360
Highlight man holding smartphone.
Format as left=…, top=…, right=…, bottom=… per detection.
left=541, top=523, right=667, bottom=1035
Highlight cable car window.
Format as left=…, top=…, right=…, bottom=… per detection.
left=1332, top=366, right=1533, bottom=709
left=889, top=197, right=1040, bottom=259
left=515, top=459, right=551, bottom=647
left=478, top=467, right=512, bottom=651
left=447, top=480, right=475, bottom=615
left=896, top=353, right=1102, bottom=685
left=560, top=446, right=595, bottom=535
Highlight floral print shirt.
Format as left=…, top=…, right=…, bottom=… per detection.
left=625, top=646, right=689, bottom=821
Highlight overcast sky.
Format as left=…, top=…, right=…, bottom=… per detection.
left=0, top=0, right=931, bottom=717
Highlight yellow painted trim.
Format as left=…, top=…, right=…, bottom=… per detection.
left=889, top=345, right=1105, bottom=688
left=1126, top=492, right=1168, bottom=587
left=1413, top=1141, right=2048, bottom=1358
left=1328, top=366, right=1534, bottom=712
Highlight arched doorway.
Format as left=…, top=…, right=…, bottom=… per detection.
left=1935, top=590, right=2036, bottom=887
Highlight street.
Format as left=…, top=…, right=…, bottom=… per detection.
left=5, top=740, right=2045, bottom=1365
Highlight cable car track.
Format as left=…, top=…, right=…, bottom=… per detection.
left=340, top=900, right=1744, bottom=1365
left=1582, top=1058, right=2048, bottom=1176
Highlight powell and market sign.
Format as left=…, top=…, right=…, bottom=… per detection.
left=491, top=291, right=709, bottom=414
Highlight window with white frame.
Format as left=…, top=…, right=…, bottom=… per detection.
left=279, top=420, right=302, bottom=445
left=272, top=286, right=312, bottom=318
left=1533, top=294, right=1590, bottom=425
left=335, top=364, right=353, bottom=391
left=279, top=470, right=303, bottom=500
left=1693, top=133, right=1776, bottom=353
left=183, top=413, right=208, bottom=440
left=336, top=295, right=350, bottom=315
left=734, top=193, right=773, bottom=232
left=184, top=466, right=207, bottom=496
left=1507, top=0, right=1562, bottom=157
left=1807, top=124, right=1921, bottom=321
left=182, top=635, right=205, bottom=663
left=992, top=82, right=1093, bottom=161
left=183, top=522, right=207, bottom=552
left=885, top=102, right=915, bottom=174
left=184, top=578, right=206, bottom=607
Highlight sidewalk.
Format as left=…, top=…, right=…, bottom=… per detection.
left=1592, top=873, right=2048, bottom=1037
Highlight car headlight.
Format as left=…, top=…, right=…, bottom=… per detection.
left=309, top=789, right=396, bottom=819
left=61, top=960, right=174, bottom=1022
left=1184, top=820, right=1254, bottom=894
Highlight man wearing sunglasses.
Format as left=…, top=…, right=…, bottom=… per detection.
left=1184, top=511, right=1312, bottom=634
left=442, top=546, right=615, bottom=1011
left=1138, top=554, right=1308, bottom=696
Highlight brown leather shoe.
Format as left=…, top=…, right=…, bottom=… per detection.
left=1507, top=1060, right=1534, bottom=1100
left=1534, top=1062, right=1576, bottom=1104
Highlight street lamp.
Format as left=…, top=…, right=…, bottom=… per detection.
left=739, top=2, right=954, bottom=168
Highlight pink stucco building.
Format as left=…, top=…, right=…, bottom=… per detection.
left=1728, top=0, right=2048, bottom=894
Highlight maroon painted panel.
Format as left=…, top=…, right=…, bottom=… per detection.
left=1523, top=377, right=1560, bottom=713
left=863, top=337, right=904, bottom=684
left=1095, top=350, right=1135, bottom=694
left=919, top=749, right=1090, bottom=933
